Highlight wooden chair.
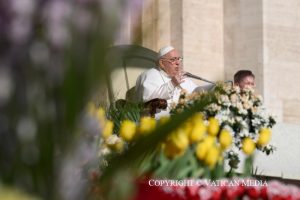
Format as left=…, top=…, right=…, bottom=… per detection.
left=105, top=45, right=167, bottom=116
left=105, top=45, right=157, bottom=103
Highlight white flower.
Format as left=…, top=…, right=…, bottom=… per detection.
left=230, top=94, right=238, bottom=104
left=236, top=102, right=247, bottom=115
left=251, top=118, right=262, bottom=127
left=105, top=135, right=121, bottom=146
left=206, top=103, right=221, bottom=112
left=215, top=113, right=227, bottom=124
left=239, top=128, right=249, bottom=137
left=232, top=85, right=240, bottom=93
left=218, top=95, right=231, bottom=106
left=240, top=95, right=249, bottom=103
left=256, top=95, right=263, bottom=102
left=235, top=117, right=243, bottom=122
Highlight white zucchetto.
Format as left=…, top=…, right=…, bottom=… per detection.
left=158, top=46, right=175, bottom=59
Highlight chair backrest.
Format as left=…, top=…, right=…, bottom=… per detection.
left=105, top=45, right=158, bottom=104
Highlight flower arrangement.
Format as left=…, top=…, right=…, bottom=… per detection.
left=92, top=83, right=277, bottom=182
left=170, top=83, right=277, bottom=169
left=94, top=108, right=240, bottom=181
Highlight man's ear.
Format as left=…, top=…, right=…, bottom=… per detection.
left=158, top=59, right=165, bottom=69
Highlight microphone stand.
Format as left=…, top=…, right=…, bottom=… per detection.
left=184, top=72, right=215, bottom=85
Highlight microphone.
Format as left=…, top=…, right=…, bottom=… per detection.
left=184, top=72, right=216, bottom=85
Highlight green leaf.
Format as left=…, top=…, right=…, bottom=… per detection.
left=243, top=155, right=254, bottom=177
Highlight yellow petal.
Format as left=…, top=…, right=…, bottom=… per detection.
left=242, top=138, right=255, bottom=155
left=219, top=129, right=232, bottom=149
left=207, top=118, right=220, bottom=136
left=138, top=117, right=156, bottom=135
left=257, top=128, right=271, bottom=146
left=119, top=120, right=136, bottom=142
left=189, top=122, right=206, bottom=143
left=102, top=120, right=114, bottom=139
left=204, top=146, right=220, bottom=168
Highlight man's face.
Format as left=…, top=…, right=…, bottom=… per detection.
left=238, top=76, right=255, bottom=89
left=159, top=50, right=183, bottom=77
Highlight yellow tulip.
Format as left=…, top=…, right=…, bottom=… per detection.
left=207, top=118, right=220, bottom=136
left=111, top=139, right=124, bottom=153
left=195, top=142, right=208, bottom=161
left=95, top=107, right=106, bottom=122
left=102, top=120, right=114, bottom=139
left=189, top=122, right=206, bottom=143
left=158, top=116, right=170, bottom=125
left=203, top=135, right=216, bottom=147
left=164, top=140, right=185, bottom=159
left=191, top=113, right=204, bottom=124
left=119, top=120, right=136, bottom=141
left=162, top=129, right=189, bottom=159
left=182, top=122, right=193, bottom=136
left=219, top=129, right=232, bottom=149
left=204, top=146, right=220, bottom=168
left=257, top=128, right=271, bottom=146
left=138, top=117, right=156, bottom=135
left=195, top=136, right=216, bottom=161
left=169, top=129, right=189, bottom=151
left=242, top=138, right=255, bottom=155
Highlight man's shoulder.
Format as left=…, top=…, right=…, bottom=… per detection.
left=140, top=67, right=160, bottom=77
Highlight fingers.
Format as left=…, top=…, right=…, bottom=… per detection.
left=171, top=74, right=184, bottom=86
left=179, top=71, right=186, bottom=81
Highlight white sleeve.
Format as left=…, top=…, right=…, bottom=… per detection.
left=143, top=79, right=175, bottom=102
left=136, top=69, right=175, bottom=102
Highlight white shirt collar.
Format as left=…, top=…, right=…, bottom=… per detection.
left=158, top=68, right=171, bottom=78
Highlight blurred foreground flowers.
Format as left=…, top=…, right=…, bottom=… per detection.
left=0, top=0, right=143, bottom=199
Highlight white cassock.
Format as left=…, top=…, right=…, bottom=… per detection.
left=135, top=68, right=198, bottom=118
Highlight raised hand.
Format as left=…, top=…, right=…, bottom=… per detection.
left=171, top=70, right=185, bottom=87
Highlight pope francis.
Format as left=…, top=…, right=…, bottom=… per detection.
left=135, top=45, right=198, bottom=117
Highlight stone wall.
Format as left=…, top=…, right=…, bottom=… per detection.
left=263, top=0, right=300, bottom=124
left=182, top=0, right=224, bottom=85
left=224, top=0, right=263, bottom=94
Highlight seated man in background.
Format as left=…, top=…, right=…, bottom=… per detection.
left=233, top=70, right=255, bottom=90
left=135, top=45, right=198, bottom=117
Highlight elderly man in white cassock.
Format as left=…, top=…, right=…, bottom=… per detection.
left=135, top=45, right=198, bottom=118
